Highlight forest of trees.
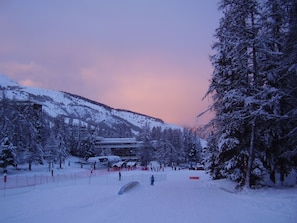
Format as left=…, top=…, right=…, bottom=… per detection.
left=136, top=123, right=202, bottom=167
left=204, top=0, right=297, bottom=188
left=0, top=96, right=202, bottom=170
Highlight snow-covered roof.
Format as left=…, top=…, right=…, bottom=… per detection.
left=126, top=161, right=136, bottom=166
left=112, top=161, right=125, bottom=167
left=98, top=138, right=137, bottom=144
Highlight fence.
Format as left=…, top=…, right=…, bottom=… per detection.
left=0, top=169, right=167, bottom=190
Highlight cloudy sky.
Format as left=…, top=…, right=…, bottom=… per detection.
left=0, top=0, right=220, bottom=127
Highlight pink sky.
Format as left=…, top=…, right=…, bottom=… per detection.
left=0, top=0, right=220, bottom=127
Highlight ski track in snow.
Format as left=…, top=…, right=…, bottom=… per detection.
left=0, top=167, right=297, bottom=223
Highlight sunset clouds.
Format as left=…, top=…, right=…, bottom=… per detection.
left=0, top=0, right=220, bottom=126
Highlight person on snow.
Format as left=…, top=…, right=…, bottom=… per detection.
left=151, top=175, right=155, bottom=185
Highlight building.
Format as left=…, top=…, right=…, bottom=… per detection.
left=94, top=137, right=139, bottom=160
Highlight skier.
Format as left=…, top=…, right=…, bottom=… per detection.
left=119, top=171, right=121, bottom=181
left=151, top=175, right=155, bottom=185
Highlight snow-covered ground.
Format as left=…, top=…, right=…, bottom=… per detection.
left=1, top=161, right=296, bottom=223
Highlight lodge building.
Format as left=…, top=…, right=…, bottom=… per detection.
left=94, top=137, right=140, bottom=160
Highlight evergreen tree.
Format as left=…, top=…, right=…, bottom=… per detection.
left=0, top=137, right=16, bottom=168
left=44, top=131, right=58, bottom=171
left=137, top=123, right=154, bottom=166
left=17, top=102, right=44, bottom=170
left=83, top=123, right=97, bottom=160
left=171, top=129, right=184, bottom=164
left=151, top=126, right=162, bottom=141
left=52, top=117, right=69, bottom=168
left=206, top=0, right=261, bottom=186
left=274, top=0, right=297, bottom=180
left=183, top=129, right=194, bottom=163
left=205, top=0, right=297, bottom=187
left=183, top=129, right=203, bottom=165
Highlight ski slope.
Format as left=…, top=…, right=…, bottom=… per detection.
left=0, top=166, right=296, bottom=223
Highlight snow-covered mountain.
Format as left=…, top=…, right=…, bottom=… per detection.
left=0, top=74, right=182, bottom=134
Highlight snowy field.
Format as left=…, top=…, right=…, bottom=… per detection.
left=1, top=163, right=297, bottom=223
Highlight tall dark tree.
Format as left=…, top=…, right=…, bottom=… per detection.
left=183, top=129, right=202, bottom=164
left=136, top=123, right=155, bottom=166
left=52, top=117, right=70, bottom=168
left=205, top=0, right=261, bottom=186
left=275, top=0, right=297, bottom=178
left=0, top=137, right=16, bottom=168
left=23, top=103, right=44, bottom=170
left=83, top=123, right=97, bottom=160
left=205, top=0, right=297, bottom=187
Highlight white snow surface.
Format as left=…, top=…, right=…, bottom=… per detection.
left=1, top=160, right=296, bottom=223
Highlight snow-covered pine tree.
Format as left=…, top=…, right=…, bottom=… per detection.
left=183, top=128, right=202, bottom=165
left=136, top=123, right=155, bottom=166
left=83, top=123, right=97, bottom=160
left=206, top=0, right=261, bottom=186
left=243, top=0, right=297, bottom=186
left=0, top=97, right=51, bottom=168
left=250, top=0, right=291, bottom=185
left=0, top=137, right=16, bottom=168
left=44, top=132, right=58, bottom=171
left=183, top=129, right=193, bottom=164
left=205, top=0, right=297, bottom=187
left=160, top=128, right=180, bottom=166
left=52, top=117, right=69, bottom=168
left=170, top=129, right=184, bottom=164
left=155, top=138, right=172, bottom=166
left=151, top=126, right=162, bottom=141
left=151, top=126, right=166, bottom=164
left=273, top=0, right=297, bottom=180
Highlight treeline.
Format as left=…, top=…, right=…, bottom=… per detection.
left=0, top=97, right=202, bottom=170
left=205, top=0, right=297, bottom=188
left=135, top=123, right=202, bottom=167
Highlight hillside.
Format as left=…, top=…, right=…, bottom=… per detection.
left=0, top=74, right=182, bottom=135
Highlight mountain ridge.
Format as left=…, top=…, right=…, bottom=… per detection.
left=0, top=74, right=182, bottom=134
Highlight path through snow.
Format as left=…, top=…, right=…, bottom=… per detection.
left=1, top=168, right=296, bottom=223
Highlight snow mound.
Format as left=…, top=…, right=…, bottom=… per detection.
left=118, top=181, right=140, bottom=195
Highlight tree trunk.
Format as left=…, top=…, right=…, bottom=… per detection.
left=245, top=119, right=255, bottom=188
left=28, top=161, right=32, bottom=171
